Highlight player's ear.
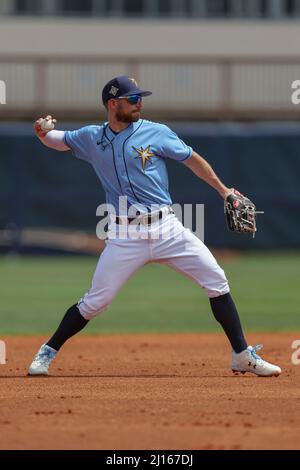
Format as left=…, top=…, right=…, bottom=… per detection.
left=106, top=99, right=114, bottom=111
left=108, top=99, right=120, bottom=111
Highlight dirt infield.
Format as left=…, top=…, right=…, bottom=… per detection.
left=0, top=333, right=299, bottom=450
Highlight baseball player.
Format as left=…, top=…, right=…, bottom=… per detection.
left=28, top=76, right=281, bottom=377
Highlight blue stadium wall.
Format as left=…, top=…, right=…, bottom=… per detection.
left=1, top=122, right=299, bottom=250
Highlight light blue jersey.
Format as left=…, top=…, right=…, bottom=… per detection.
left=65, top=119, right=193, bottom=215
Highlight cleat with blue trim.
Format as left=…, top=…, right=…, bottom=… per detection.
left=231, top=345, right=281, bottom=377
left=28, top=344, right=57, bottom=376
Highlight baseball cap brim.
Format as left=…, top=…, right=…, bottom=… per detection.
left=120, top=89, right=152, bottom=98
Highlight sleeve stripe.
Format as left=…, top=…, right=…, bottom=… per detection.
left=180, top=147, right=193, bottom=162
left=64, top=131, right=70, bottom=148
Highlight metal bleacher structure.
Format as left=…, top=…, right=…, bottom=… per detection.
left=1, top=54, right=300, bottom=121
left=1, top=0, right=300, bottom=18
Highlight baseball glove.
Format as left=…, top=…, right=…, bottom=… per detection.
left=224, top=189, right=263, bottom=238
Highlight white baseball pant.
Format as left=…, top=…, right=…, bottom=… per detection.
left=77, top=211, right=229, bottom=320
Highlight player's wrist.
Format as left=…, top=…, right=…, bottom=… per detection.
left=221, top=187, right=233, bottom=200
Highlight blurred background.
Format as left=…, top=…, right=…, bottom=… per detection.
left=0, top=1, right=299, bottom=333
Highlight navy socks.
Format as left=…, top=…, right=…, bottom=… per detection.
left=209, top=293, right=247, bottom=353
left=47, top=304, right=89, bottom=351
left=46, top=294, right=246, bottom=353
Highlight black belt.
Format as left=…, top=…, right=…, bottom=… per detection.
left=115, top=208, right=173, bottom=225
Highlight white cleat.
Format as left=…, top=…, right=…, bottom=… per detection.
left=231, top=344, right=281, bottom=377
left=28, top=344, right=57, bottom=376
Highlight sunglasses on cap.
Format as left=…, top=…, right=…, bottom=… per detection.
left=117, top=95, right=142, bottom=105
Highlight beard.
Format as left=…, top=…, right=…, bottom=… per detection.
left=115, top=108, right=141, bottom=123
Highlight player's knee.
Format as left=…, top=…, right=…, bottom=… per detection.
left=77, top=290, right=115, bottom=320
left=203, top=268, right=230, bottom=298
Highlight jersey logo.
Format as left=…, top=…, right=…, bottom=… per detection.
left=133, top=145, right=155, bottom=170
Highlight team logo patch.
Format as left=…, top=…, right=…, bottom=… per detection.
left=129, top=78, right=138, bottom=87
left=109, top=85, right=119, bottom=96
left=133, top=145, right=155, bottom=170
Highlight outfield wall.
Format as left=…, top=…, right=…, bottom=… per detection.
left=1, top=122, right=299, bottom=250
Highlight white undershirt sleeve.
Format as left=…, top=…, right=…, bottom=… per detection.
left=39, top=130, right=70, bottom=151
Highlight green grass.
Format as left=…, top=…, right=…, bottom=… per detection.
left=0, top=253, right=299, bottom=334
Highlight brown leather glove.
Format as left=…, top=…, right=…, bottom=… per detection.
left=224, top=189, right=263, bottom=238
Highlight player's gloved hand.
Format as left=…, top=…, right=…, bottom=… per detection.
left=224, top=189, right=264, bottom=238
left=34, top=115, right=57, bottom=138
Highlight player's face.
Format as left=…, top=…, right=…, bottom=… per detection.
left=114, top=96, right=143, bottom=123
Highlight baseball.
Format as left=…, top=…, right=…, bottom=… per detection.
left=40, top=119, right=55, bottom=131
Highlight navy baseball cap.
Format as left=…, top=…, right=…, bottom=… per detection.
left=102, top=76, right=152, bottom=105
